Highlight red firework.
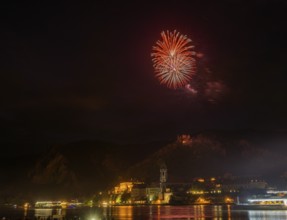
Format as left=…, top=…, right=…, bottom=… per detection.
left=151, top=30, right=196, bottom=89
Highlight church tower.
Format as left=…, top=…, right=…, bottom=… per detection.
left=160, top=163, right=167, bottom=194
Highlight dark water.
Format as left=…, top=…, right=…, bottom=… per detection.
left=1, top=205, right=287, bottom=219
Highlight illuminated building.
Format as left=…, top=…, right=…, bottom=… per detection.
left=114, top=182, right=133, bottom=194
left=131, top=183, right=147, bottom=204
left=146, top=187, right=161, bottom=203
left=177, top=134, right=192, bottom=145
left=220, top=176, right=268, bottom=192
left=112, top=181, right=145, bottom=204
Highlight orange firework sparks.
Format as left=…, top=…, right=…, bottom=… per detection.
left=151, top=30, right=196, bottom=89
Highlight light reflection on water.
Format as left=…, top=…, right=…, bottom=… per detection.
left=248, top=210, right=287, bottom=220
left=2, top=205, right=287, bottom=219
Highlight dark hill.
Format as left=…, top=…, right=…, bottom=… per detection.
left=27, top=139, right=168, bottom=199
left=1, top=130, right=287, bottom=201
left=125, top=132, right=287, bottom=185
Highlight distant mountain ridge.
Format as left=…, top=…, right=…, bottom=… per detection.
left=26, top=139, right=169, bottom=198
left=1, top=130, right=287, bottom=200
left=126, top=133, right=287, bottom=184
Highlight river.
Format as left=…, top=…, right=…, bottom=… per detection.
left=1, top=205, right=287, bottom=219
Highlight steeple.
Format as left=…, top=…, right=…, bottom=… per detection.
left=160, top=163, right=167, bottom=194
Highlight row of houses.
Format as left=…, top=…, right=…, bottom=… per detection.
left=109, top=175, right=268, bottom=205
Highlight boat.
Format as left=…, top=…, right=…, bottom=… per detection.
left=233, top=196, right=287, bottom=210
left=35, top=201, right=64, bottom=209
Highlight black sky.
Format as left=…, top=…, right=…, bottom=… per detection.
left=1, top=0, right=287, bottom=156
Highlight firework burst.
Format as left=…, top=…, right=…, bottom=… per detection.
left=151, top=30, right=196, bottom=89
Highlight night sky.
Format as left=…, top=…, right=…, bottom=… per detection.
left=1, top=1, right=287, bottom=156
